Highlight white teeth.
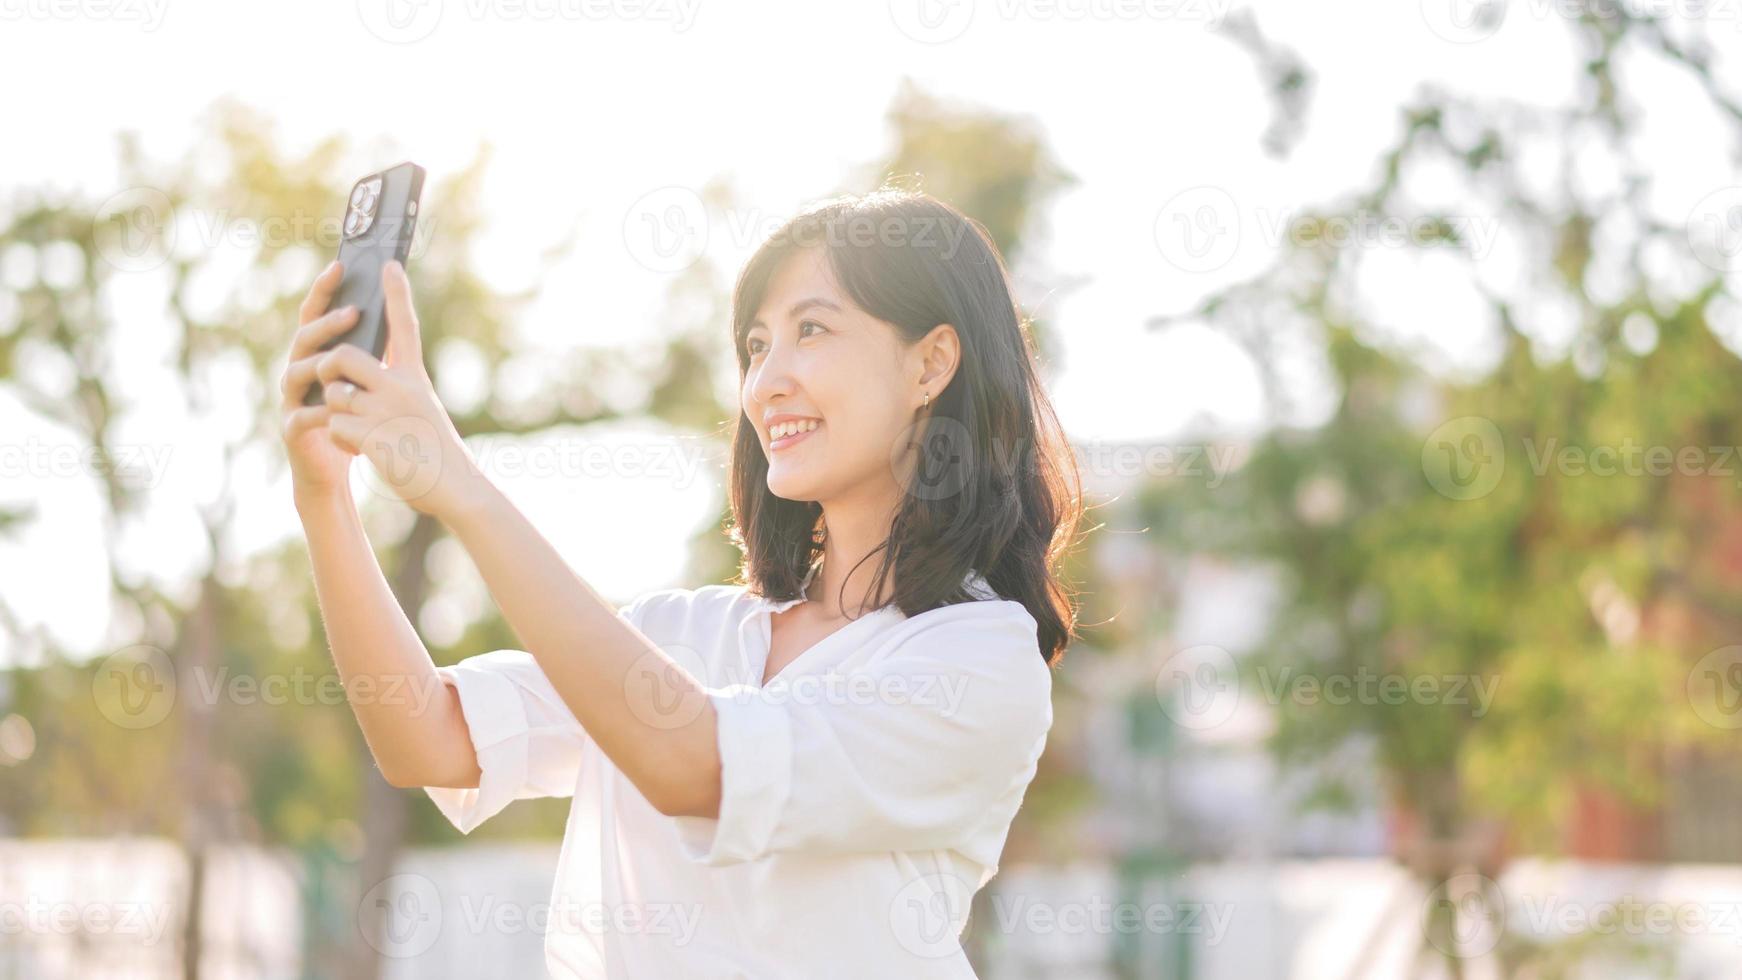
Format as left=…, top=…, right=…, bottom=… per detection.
left=771, top=419, right=819, bottom=439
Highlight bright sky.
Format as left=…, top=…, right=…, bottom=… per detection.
left=1, top=0, right=1735, bottom=663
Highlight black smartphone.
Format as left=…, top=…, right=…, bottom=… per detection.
left=304, top=161, right=426, bottom=406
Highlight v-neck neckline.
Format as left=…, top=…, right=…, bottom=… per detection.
left=758, top=604, right=896, bottom=687
left=747, top=562, right=998, bottom=687
left=754, top=559, right=897, bottom=687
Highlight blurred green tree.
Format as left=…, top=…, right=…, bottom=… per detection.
left=1138, top=7, right=1742, bottom=976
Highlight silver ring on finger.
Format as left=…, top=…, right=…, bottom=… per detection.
left=330, top=381, right=356, bottom=410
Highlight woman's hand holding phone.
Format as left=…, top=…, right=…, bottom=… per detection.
left=279, top=259, right=486, bottom=519
left=281, top=259, right=361, bottom=503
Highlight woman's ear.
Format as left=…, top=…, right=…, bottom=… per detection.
left=916, top=323, right=961, bottom=396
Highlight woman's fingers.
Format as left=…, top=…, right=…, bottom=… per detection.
left=283, top=340, right=391, bottom=414
left=281, top=349, right=381, bottom=408
left=381, top=262, right=424, bottom=372
left=298, top=260, right=346, bottom=326
left=290, top=305, right=360, bottom=362
left=282, top=404, right=333, bottom=441
left=325, top=381, right=380, bottom=417
left=327, top=407, right=369, bottom=454
left=314, top=342, right=392, bottom=393
left=280, top=354, right=321, bottom=404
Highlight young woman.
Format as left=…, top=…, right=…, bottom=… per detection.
left=280, top=189, right=1082, bottom=978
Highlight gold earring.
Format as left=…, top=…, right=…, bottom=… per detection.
left=922, top=391, right=930, bottom=410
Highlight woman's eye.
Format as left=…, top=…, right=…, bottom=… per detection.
left=746, top=323, right=822, bottom=357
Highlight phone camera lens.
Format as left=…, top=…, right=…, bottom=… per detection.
left=350, top=184, right=370, bottom=208
left=344, top=209, right=368, bottom=237
left=357, top=185, right=379, bottom=215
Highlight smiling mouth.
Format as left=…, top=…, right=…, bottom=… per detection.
left=770, top=420, right=822, bottom=452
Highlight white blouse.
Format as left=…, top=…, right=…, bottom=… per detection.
left=422, top=565, right=1054, bottom=979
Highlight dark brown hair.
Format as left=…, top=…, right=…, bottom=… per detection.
left=725, top=188, right=1082, bottom=665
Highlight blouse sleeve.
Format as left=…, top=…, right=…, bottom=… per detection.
left=422, top=598, right=645, bottom=833
left=670, top=603, right=1053, bottom=866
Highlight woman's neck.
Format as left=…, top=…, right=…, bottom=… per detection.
left=809, top=496, right=900, bottom=619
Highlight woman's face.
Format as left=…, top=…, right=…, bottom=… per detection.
left=741, top=248, right=947, bottom=507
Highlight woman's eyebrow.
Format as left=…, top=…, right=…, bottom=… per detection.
left=749, top=297, right=842, bottom=330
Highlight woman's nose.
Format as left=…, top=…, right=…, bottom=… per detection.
left=748, top=342, right=797, bottom=405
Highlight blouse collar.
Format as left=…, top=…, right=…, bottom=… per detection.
left=759, top=559, right=822, bottom=615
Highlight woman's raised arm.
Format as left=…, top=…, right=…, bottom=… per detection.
left=301, top=260, right=724, bottom=816
left=294, top=491, right=481, bottom=789
left=280, top=260, right=481, bottom=791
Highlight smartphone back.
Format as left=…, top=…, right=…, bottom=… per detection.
left=304, top=162, right=425, bottom=406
